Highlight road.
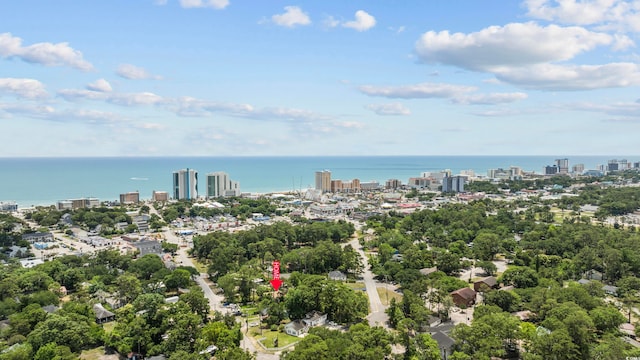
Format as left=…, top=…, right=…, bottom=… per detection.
left=349, top=236, right=389, bottom=328
left=162, top=225, right=279, bottom=359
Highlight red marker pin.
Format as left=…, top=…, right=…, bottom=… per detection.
left=270, top=260, right=282, bottom=291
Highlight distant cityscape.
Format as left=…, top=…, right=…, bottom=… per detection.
left=1, top=157, right=639, bottom=212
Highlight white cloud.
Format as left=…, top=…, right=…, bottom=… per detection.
left=58, top=88, right=165, bottom=106
left=366, top=103, right=411, bottom=115
left=0, top=102, right=55, bottom=119
left=179, top=0, right=229, bottom=10
left=86, top=79, right=112, bottom=92
left=0, top=78, right=48, bottom=99
left=271, top=6, right=311, bottom=28
left=359, top=82, right=476, bottom=99
left=453, top=92, right=528, bottom=105
left=415, top=22, right=616, bottom=71
left=495, top=62, right=640, bottom=90
left=560, top=100, right=640, bottom=118
left=524, top=0, right=640, bottom=32
left=343, top=10, right=376, bottom=32
left=136, top=122, right=167, bottom=130
left=116, top=64, right=162, bottom=80
left=0, top=33, right=93, bottom=71
left=323, top=16, right=340, bottom=28
left=0, top=101, right=122, bottom=124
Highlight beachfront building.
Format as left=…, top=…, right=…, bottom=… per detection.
left=152, top=191, right=169, bottom=202
left=173, top=168, right=198, bottom=200
left=331, top=178, right=361, bottom=193
left=0, top=201, right=18, bottom=212
left=407, top=177, right=431, bottom=189
left=544, top=165, right=559, bottom=175
left=360, top=181, right=381, bottom=191
left=315, top=170, right=332, bottom=192
left=442, top=176, right=465, bottom=193
left=120, top=191, right=140, bottom=204
left=572, top=164, right=585, bottom=174
left=57, top=197, right=100, bottom=210
left=206, top=172, right=241, bottom=198
left=555, top=158, right=569, bottom=174
left=386, top=179, right=402, bottom=190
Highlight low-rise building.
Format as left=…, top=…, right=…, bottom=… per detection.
left=22, top=232, right=54, bottom=243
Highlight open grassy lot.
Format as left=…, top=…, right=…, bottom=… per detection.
left=345, top=282, right=367, bottom=292
left=256, top=329, right=299, bottom=349
left=377, top=287, right=403, bottom=306
left=79, top=347, right=119, bottom=360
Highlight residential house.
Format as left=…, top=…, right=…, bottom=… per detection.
left=584, top=269, right=604, bottom=281
left=328, top=270, right=347, bottom=281
left=284, top=320, right=309, bottom=337
left=450, top=287, right=476, bottom=307
left=602, top=285, right=619, bottom=296
left=304, top=311, right=327, bottom=327
left=419, top=267, right=438, bottom=277
left=473, top=276, right=498, bottom=292
left=93, top=303, right=115, bottom=323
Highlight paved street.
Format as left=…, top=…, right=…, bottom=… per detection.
left=349, top=237, right=389, bottom=328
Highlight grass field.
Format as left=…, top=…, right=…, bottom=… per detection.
left=79, top=347, right=118, bottom=360
left=345, top=282, right=367, bottom=292
left=377, top=287, right=402, bottom=306
left=257, top=329, right=299, bottom=349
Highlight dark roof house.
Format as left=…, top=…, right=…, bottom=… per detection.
left=93, top=303, right=115, bottom=323
left=473, top=276, right=498, bottom=292
left=450, top=287, right=477, bottom=308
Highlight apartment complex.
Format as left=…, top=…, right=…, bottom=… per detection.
left=173, top=168, right=198, bottom=200
left=206, top=172, right=241, bottom=198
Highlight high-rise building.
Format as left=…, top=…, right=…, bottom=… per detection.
left=386, top=179, right=402, bottom=189
left=607, top=160, right=619, bottom=172
left=173, top=168, right=198, bottom=200
left=315, top=170, right=331, bottom=192
left=206, top=172, right=240, bottom=198
left=120, top=192, right=140, bottom=204
left=555, top=158, right=569, bottom=174
left=152, top=191, right=169, bottom=202
left=544, top=165, right=558, bottom=175
left=572, top=164, right=585, bottom=174
left=442, top=176, right=465, bottom=193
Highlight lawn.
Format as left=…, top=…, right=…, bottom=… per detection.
left=345, top=282, right=367, bottom=292
left=102, top=321, right=116, bottom=334
left=377, top=287, right=403, bottom=306
left=189, top=257, right=208, bottom=273
left=79, top=347, right=119, bottom=360
left=255, top=329, right=299, bottom=349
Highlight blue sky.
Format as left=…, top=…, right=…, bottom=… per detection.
left=1, top=0, right=639, bottom=157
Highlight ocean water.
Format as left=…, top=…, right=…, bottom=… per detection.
left=0, top=156, right=634, bottom=208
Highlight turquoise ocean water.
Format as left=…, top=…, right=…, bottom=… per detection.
left=0, top=156, right=635, bottom=208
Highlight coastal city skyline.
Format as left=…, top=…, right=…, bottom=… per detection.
left=3, top=1, right=640, bottom=157
left=1, top=155, right=639, bottom=208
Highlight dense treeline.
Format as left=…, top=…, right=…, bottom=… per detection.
left=0, top=250, right=251, bottom=359
left=192, top=220, right=356, bottom=280
left=160, top=197, right=281, bottom=222
left=365, top=196, right=640, bottom=359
